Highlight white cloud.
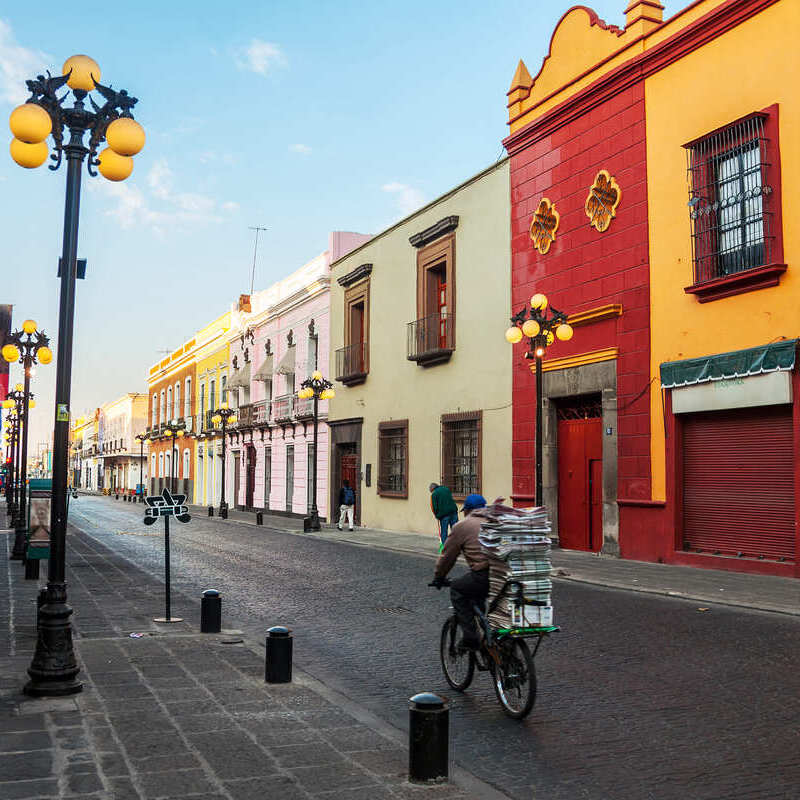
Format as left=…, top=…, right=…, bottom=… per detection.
left=289, top=143, right=312, bottom=155
left=92, top=157, right=231, bottom=234
left=236, top=39, right=285, bottom=76
left=382, top=182, right=425, bottom=216
left=0, top=19, right=51, bottom=105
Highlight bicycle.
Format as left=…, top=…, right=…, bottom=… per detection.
left=430, top=577, right=558, bottom=719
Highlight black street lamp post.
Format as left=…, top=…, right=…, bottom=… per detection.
left=3, top=411, right=19, bottom=514
left=297, top=372, right=335, bottom=532
left=210, top=404, right=237, bottom=519
left=3, top=393, right=24, bottom=521
left=135, top=433, right=148, bottom=502
left=2, top=326, right=50, bottom=561
left=505, top=293, right=574, bottom=507
left=9, top=55, right=146, bottom=697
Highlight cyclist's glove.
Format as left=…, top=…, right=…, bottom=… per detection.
left=428, top=576, right=447, bottom=590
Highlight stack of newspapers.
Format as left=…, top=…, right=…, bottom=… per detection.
left=478, top=503, right=553, bottom=629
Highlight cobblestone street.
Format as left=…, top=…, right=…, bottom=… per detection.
left=57, top=496, right=800, bottom=799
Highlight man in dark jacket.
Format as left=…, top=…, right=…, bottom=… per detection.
left=337, top=479, right=355, bottom=531
left=432, top=493, right=489, bottom=649
left=429, top=482, right=459, bottom=546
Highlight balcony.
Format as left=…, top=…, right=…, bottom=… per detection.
left=272, top=394, right=295, bottom=422
left=252, top=399, right=271, bottom=426
left=335, top=342, right=368, bottom=386
left=202, top=410, right=217, bottom=432
left=407, top=313, right=454, bottom=367
left=296, top=396, right=314, bottom=419
left=236, top=404, right=254, bottom=428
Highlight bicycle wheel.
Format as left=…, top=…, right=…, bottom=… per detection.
left=492, top=637, right=536, bottom=719
left=440, top=616, right=475, bottom=691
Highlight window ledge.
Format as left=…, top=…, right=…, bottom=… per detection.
left=684, top=263, right=787, bottom=303
left=377, top=490, right=408, bottom=499
left=337, top=372, right=368, bottom=387
left=408, top=348, right=454, bottom=367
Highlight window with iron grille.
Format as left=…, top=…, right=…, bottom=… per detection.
left=685, top=112, right=775, bottom=285
left=377, top=420, right=408, bottom=498
left=441, top=411, right=481, bottom=497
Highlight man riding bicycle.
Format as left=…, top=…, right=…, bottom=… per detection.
left=430, top=493, right=489, bottom=649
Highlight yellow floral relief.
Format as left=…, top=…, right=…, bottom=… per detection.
left=585, top=170, right=621, bottom=232
left=529, top=198, right=560, bottom=255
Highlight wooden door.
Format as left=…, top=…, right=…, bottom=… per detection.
left=233, top=453, right=241, bottom=510
left=246, top=444, right=256, bottom=509
left=340, top=451, right=359, bottom=524
left=557, top=417, right=603, bottom=551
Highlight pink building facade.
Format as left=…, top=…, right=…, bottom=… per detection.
left=224, top=232, right=370, bottom=519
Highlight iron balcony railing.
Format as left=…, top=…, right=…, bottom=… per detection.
left=272, top=394, right=295, bottom=422
left=296, top=396, right=314, bottom=419
left=335, top=342, right=368, bottom=383
left=252, top=399, right=270, bottom=426
left=202, top=410, right=218, bottom=432
left=407, top=313, right=454, bottom=365
left=236, top=404, right=253, bottom=428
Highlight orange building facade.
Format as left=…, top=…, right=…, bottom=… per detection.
left=506, top=0, right=799, bottom=577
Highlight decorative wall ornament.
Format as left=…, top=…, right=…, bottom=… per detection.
left=529, top=198, right=560, bottom=255
left=287, top=329, right=294, bottom=347
left=585, top=170, right=621, bottom=232
left=232, top=355, right=239, bottom=370
left=308, top=319, right=315, bottom=337
left=265, top=339, right=272, bottom=355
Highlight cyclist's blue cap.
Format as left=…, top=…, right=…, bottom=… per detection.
left=462, top=493, right=487, bottom=511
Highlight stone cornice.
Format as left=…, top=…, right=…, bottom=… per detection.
left=337, top=263, right=373, bottom=287
left=409, top=216, right=459, bottom=248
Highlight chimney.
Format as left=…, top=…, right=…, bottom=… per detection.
left=238, top=294, right=251, bottom=313
left=624, top=0, right=664, bottom=35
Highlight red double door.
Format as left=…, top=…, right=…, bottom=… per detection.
left=557, top=417, right=603, bottom=551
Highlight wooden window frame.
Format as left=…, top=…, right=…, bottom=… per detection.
left=440, top=410, right=482, bottom=500
left=416, top=233, right=456, bottom=339
left=339, top=279, right=370, bottom=384
left=377, top=419, right=409, bottom=499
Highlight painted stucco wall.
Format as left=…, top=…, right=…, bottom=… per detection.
left=193, top=343, right=229, bottom=506
left=645, top=0, right=800, bottom=499
left=329, top=159, right=512, bottom=534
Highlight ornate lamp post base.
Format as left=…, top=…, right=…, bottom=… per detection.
left=304, top=510, right=321, bottom=532
left=23, top=584, right=82, bottom=696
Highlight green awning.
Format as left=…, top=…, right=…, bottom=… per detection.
left=660, top=340, right=797, bottom=389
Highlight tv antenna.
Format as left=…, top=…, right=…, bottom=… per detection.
left=248, top=226, right=268, bottom=295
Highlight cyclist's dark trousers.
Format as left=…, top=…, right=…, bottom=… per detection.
left=450, top=568, right=489, bottom=640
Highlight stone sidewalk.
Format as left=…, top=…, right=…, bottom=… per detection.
left=0, top=520, right=504, bottom=800
left=182, top=502, right=799, bottom=617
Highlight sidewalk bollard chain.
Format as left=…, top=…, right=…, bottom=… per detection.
left=200, top=589, right=222, bottom=633
left=256, top=511, right=263, bottom=525
left=408, top=692, right=449, bottom=784
left=265, top=626, right=292, bottom=683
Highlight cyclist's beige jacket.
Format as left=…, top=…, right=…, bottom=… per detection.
left=434, top=513, right=490, bottom=578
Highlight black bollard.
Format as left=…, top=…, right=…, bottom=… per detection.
left=256, top=511, right=263, bottom=525
left=208, top=506, right=214, bottom=517
left=408, top=692, right=449, bottom=784
left=200, top=589, right=222, bottom=633
left=221, top=504, right=228, bottom=520
left=265, top=626, right=292, bottom=683
left=25, top=557, right=39, bottom=580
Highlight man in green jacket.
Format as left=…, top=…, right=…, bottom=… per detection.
left=429, top=482, right=459, bottom=547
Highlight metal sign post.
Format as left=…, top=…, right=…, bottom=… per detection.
left=144, top=488, right=191, bottom=623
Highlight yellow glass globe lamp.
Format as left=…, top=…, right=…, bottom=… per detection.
left=9, top=104, right=51, bottom=144
left=229, top=416, right=237, bottom=426
left=28, top=400, right=35, bottom=409
left=555, top=323, right=574, bottom=341
left=2, top=399, right=13, bottom=409
left=98, top=147, right=133, bottom=182
left=22, top=319, right=37, bottom=334
left=311, top=370, right=323, bottom=382
left=2, top=344, right=20, bottom=363
left=530, top=293, right=548, bottom=311
left=211, top=415, right=221, bottom=425
left=505, top=326, right=523, bottom=344
left=164, top=430, right=173, bottom=437
left=546, top=331, right=555, bottom=345
left=521, top=319, right=540, bottom=338
left=62, top=55, right=101, bottom=92
left=10, top=138, right=49, bottom=169
left=105, top=117, right=145, bottom=157
left=38, top=346, right=53, bottom=364
left=535, top=346, right=545, bottom=358
left=221, top=401, right=228, bottom=410
left=320, top=388, right=335, bottom=400
left=15, top=383, right=23, bottom=392
left=176, top=430, right=184, bottom=438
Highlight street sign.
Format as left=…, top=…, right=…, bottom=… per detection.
left=144, top=487, right=191, bottom=524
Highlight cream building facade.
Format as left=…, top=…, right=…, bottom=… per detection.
left=328, top=160, right=512, bottom=533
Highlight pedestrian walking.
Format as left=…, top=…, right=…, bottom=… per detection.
left=430, top=482, right=459, bottom=547
left=337, top=479, right=356, bottom=531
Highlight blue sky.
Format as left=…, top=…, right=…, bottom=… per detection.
left=0, top=0, right=634, bottom=445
